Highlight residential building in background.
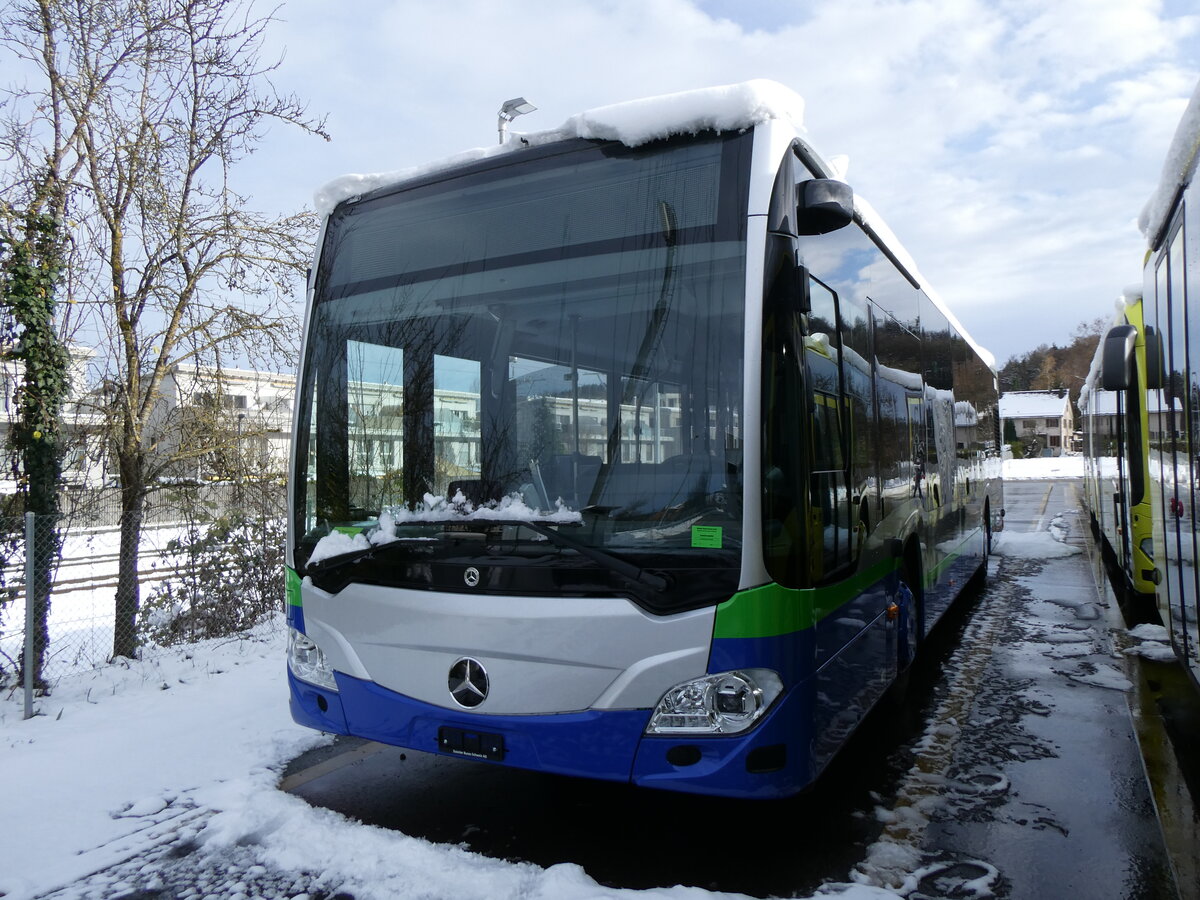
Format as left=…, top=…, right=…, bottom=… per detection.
left=999, top=390, right=1075, bottom=456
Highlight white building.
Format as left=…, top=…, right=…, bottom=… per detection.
left=999, top=390, right=1075, bottom=455
left=152, top=364, right=297, bottom=480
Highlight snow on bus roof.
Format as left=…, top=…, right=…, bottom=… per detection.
left=313, top=79, right=996, bottom=371
left=314, top=79, right=805, bottom=215
left=1139, top=76, right=1200, bottom=245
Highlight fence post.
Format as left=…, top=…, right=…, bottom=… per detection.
left=23, top=510, right=35, bottom=719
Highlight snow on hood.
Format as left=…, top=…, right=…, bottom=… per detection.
left=314, top=80, right=805, bottom=215
left=1139, top=76, right=1200, bottom=244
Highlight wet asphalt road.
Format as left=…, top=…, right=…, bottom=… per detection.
left=282, top=480, right=1196, bottom=898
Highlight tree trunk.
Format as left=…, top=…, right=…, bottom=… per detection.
left=112, top=462, right=145, bottom=660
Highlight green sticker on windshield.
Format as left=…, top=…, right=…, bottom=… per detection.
left=691, top=526, right=723, bottom=549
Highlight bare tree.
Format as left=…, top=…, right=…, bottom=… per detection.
left=1, top=0, right=327, bottom=659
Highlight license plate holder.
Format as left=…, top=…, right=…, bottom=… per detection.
left=438, top=726, right=505, bottom=761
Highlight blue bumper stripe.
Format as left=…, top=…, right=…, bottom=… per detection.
left=287, top=669, right=813, bottom=799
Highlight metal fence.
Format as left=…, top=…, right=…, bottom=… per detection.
left=0, top=482, right=286, bottom=716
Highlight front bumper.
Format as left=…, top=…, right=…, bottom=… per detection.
left=288, top=669, right=812, bottom=799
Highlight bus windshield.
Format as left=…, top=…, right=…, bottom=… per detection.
left=294, top=133, right=750, bottom=586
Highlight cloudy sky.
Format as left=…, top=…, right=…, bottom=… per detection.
left=238, top=0, right=1200, bottom=367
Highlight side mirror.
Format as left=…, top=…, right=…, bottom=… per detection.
left=796, top=179, right=854, bottom=235
left=1100, top=324, right=1136, bottom=391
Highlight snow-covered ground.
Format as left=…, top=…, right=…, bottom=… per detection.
left=0, top=457, right=1145, bottom=900
left=1000, top=454, right=1085, bottom=481
left=0, top=618, right=908, bottom=900
left=0, top=524, right=189, bottom=685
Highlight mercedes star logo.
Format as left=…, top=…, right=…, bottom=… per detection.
left=448, top=657, right=489, bottom=708
left=464, top=566, right=481, bottom=587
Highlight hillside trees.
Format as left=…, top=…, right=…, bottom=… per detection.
left=0, top=0, right=327, bottom=659
left=999, top=316, right=1108, bottom=410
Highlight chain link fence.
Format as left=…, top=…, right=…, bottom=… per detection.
left=0, top=481, right=287, bottom=715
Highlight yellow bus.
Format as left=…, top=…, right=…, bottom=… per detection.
left=1079, top=293, right=1161, bottom=621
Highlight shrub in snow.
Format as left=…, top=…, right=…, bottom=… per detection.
left=141, top=515, right=284, bottom=646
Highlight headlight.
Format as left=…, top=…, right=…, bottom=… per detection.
left=288, top=627, right=339, bottom=692
left=645, top=669, right=783, bottom=735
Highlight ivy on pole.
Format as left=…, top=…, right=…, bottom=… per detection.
left=0, top=171, right=71, bottom=690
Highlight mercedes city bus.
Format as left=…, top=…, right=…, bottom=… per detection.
left=285, top=81, right=1003, bottom=798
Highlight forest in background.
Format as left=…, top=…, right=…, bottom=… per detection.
left=997, top=315, right=1109, bottom=412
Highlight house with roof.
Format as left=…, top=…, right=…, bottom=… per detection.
left=999, top=390, right=1075, bottom=456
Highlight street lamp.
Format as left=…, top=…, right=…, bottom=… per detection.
left=498, top=97, right=536, bottom=144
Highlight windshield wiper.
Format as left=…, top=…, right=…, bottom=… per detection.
left=515, top=520, right=669, bottom=592
left=303, top=519, right=668, bottom=594
left=303, top=530, right=436, bottom=575
left=303, top=542, right=379, bottom=575
left=406, top=517, right=668, bottom=593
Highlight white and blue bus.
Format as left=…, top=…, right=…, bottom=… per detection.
left=286, top=81, right=1003, bottom=798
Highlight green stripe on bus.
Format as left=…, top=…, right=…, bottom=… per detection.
left=286, top=566, right=302, bottom=607
left=925, top=530, right=980, bottom=587
left=714, top=558, right=899, bottom=639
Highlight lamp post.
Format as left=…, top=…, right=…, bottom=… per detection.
left=236, top=412, right=245, bottom=507
left=497, top=97, right=536, bottom=144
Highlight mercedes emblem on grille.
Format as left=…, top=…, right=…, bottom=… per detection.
left=448, top=657, right=489, bottom=708
left=464, top=566, right=481, bottom=587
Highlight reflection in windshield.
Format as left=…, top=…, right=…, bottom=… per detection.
left=294, top=134, right=749, bottom=571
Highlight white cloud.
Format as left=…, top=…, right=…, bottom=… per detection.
left=239, top=0, right=1200, bottom=364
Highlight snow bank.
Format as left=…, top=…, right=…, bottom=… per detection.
left=1001, top=456, right=1086, bottom=480
left=384, top=491, right=582, bottom=525
left=306, top=527, right=370, bottom=564
left=315, top=80, right=804, bottom=214
left=1123, top=623, right=1178, bottom=662
left=991, top=531, right=1082, bottom=559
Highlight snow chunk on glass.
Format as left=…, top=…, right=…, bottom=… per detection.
left=306, top=529, right=369, bottom=565
left=306, top=492, right=583, bottom=564
left=382, top=491, right=581, bottom=529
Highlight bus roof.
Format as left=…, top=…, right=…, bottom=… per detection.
left=1139, top=75, right=1200, bottom=248
left=314, top=79, right=805, bottom=214
left=313, top=79, right=996, bottom=372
